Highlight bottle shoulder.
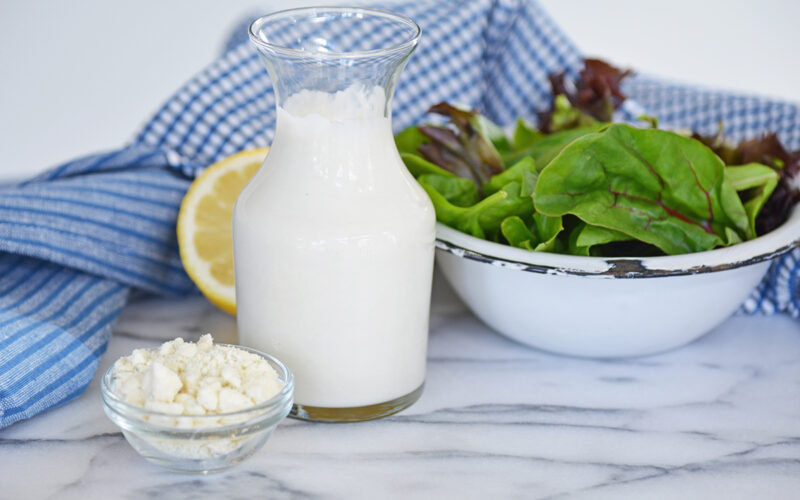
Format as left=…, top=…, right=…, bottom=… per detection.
left=237, top=155, right=432, bottom=213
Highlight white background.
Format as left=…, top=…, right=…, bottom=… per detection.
left=1, top=0, right=798, bottom=181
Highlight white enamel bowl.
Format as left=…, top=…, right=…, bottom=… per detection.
left=434, top=208, right=800, bottom=358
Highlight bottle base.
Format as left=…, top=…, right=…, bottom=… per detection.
left=289, top=383, right=424, bottom=423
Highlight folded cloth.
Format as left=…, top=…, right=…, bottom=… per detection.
left=1, top=0, right=798, bottom=429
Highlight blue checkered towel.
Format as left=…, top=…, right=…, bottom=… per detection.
left=1, top=0, right=798, bottom=429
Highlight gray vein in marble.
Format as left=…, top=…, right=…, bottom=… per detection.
left=0, top=431, right=120, bottom=446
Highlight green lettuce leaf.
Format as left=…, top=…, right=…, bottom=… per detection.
left=501, top=213, right=564, bottom=252
left=512, top=118, right=544, bottom=151
left=401, top=153, right=455, bottom=178
left=725, top=163, right=780, bottom=238
left=547, top=95, right=600, bottom=133
left=395, top=126, right=429, bottom=156
left=531, top=212, right=564, bottom=252
left=418, top=181, right=509, bottom=239
left=501, top=125, right=604, bottom=168
left=500, top=216, right=537, bottom=251
left=568, top=223, right=633, bottom=256
left=475, top=181, right=535, bottom=241
left=474, top=114, right=513, bottom=153
left=482, top=157, right=537, bottom=197
left=417, top=173, right=479, bottom=207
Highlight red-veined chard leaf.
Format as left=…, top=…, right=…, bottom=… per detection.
left=534, top=124, right=750, bottom=255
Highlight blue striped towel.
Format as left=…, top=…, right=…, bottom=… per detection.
left=1, top=0, right=799, bottom=429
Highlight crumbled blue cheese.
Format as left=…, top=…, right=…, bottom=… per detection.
left=110, top=334, right=281, bottom=416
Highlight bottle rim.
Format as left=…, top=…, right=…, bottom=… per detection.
left=248, top=6, right=421, bottom=59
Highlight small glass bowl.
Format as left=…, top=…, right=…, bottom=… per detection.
left=101, top=345, right=293, bottom=474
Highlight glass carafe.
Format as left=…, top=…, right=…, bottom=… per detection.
left=235, top=8, right=434, bottom=422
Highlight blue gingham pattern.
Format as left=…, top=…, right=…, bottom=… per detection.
left=1, top=0, right=798, bottom=429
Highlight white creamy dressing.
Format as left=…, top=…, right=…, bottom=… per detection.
left=234, top=84, right=435, bottom=408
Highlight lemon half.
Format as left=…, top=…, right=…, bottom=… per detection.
left=177, top=148, right=268, bottom=315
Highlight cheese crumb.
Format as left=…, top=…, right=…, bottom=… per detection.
left=110, top=334, right=282, bottom=417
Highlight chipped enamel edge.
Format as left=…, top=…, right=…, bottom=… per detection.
left=434, top=206, right=800, bottom=279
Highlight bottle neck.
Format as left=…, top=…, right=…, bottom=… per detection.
left=273, top=83, right=395, bottom=154
left=257, top=46, right=412, bottom=118
left=268, top=84, right=399, bottom=186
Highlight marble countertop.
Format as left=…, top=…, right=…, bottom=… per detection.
left=2, top=273, right=800, bottom=499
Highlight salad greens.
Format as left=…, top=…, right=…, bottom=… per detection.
left=396, top=59, right=800, bottom=257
